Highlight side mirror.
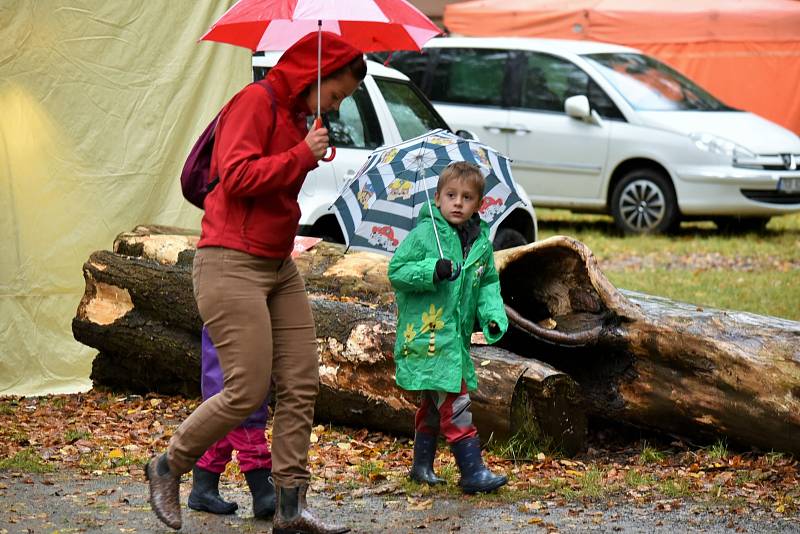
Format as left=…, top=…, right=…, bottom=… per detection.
left=455, top=129, right=480, bottom=141
left=565, top=95, right=591, bottom=119
left=564, top=95, right=603, bottom=126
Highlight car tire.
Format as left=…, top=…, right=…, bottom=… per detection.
left=610, top=169, right=679, bottom=234
left=713, top=216, right=770, bottom=234
left=492, top=228, right=528, bottom=250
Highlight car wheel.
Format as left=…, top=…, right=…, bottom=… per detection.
left=610, top=169, right=678, bottom=234
left=492, top=228, right=528, bottom=250
left=713, top=216, right=770, bottom=234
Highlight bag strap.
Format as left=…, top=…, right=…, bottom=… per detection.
left=207, top=80, right=278, bottom=194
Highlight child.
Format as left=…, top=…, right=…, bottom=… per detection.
left=187, top=327, right=276, bottom=518
left=388, top=161, right=509, bottom=494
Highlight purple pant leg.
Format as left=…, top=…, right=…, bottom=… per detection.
left=197, top=327, right=272, bottom=472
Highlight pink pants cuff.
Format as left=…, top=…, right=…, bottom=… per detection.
left=195, top=426, right=273, bottom=474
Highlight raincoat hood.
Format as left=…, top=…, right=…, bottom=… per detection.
left=266, top=31, right=363, bottom=114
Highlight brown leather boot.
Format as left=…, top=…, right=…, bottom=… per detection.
left=145, top=454, right=182, bottom=530
left=272, top=484, right=349, bottom=534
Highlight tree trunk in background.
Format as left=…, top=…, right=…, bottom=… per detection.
left=73, top=227, right=586, bottom=454
left=74, top=226, right=800, bottom=455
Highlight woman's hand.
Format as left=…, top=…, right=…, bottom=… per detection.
left=305, top=127, right=329, bottom=160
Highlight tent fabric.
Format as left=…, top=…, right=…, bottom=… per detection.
left=1, top=1, right=250, bottom=395
left=444, top=0, right=800, bottom=134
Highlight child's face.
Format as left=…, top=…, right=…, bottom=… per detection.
left=435, top=178, right=482, bottom=226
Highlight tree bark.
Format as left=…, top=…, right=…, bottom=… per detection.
left=73, top=230, right=586, bottom=454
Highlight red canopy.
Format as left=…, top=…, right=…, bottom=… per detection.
left=445, top=0, right=800, bottom=134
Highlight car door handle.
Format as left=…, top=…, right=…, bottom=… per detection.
left=343, top=169, right=356, bottom=182
left=509, top=124, right=531, bottom=135
left=483, top=124, right=516, bottom=134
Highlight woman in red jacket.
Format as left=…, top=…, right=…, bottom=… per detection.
left=146, top=32, right=365, bottom=534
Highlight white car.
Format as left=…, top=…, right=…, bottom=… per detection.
left=252, top=54, right=538, bottom=249
left=388, top=37, right=800, bottom=234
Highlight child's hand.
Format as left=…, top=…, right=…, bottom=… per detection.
left=434, top=259, right=462, bottom=282
left=488, top=321, right=501, bottom=335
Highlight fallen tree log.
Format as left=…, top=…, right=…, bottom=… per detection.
left=74, top=233, right=586, bottom=454
left=494, top=237, right=800, bottom=455
left=78, top=226, right=800, bottom=456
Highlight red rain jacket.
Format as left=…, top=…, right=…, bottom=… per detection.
left=198, top=32, right=362, bottom=258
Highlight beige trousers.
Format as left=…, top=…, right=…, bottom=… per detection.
left=168, top=247, right=319, bottom=487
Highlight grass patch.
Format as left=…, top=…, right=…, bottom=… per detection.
left=0, top=448, right=54, bottom=473
left=491, top=408, right=558, bottom=462
left=0, top=400, right=17, bottom=415
left=706, top=439, right=729, bottom=461
left=764, top=451, right=786, bottom=467
left=492, top=433, right=556, bottom=463
left=65, top=429, right=91, bottom=443
left=437, top=462, right=458, bottom=486
left=48, top=396, right=69, bottom=409
left=576, top=467, right=607, bottom=500
left=77, top=450, right=140, bottom=471
left=607, top=270, right=799, bottom=320
left=625, top=469, right=656, bottom=488
left=356, top=459, right=386, bottom=480
left=659, top=478, right=692, bottom=498
left=638, top=442, right=666, bottom=465
left=1, top=427, right=30, bottom=444
left=537, top=210, right=800, bottom=320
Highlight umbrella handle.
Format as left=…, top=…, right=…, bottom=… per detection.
left=314, top=116, right=336, bottom=162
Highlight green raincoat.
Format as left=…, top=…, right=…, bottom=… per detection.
left=388, top=204, right=508, bottom=393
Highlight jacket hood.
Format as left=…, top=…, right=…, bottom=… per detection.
left=266, top=31, right=362, bottom=114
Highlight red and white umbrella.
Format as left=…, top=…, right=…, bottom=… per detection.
left=200, top=0, right=441, bottom=159
left=201, top=0, right=441, bottom=53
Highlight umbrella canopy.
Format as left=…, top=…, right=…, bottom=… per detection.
left=332, top=129, right=527, bottom=256
left=201, top=0, right=441, bottom=52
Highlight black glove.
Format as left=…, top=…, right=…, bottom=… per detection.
left=434, top=259, right=461, bottom=282
left=488, top=321, right=501, bottom=335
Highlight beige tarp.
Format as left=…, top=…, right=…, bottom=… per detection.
left=1, top=1, right=250, bottom=395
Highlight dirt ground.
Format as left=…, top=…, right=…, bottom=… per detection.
left=2, top=470, right=798, bottom=534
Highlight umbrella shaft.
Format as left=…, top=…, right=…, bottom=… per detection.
left=317, top=20, right=321, bottom=119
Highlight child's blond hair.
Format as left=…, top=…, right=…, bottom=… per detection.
left=436, top=162, right=485, bottom=198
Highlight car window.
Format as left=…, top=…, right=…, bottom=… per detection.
left=583, top=53, right=734, bottom=112
left=325, top=84, right=383, bottom=149
left=518, top=52, right=625, bottom=120
left=381, top=52, right=429, bottom=91
left=253, top=66, right=383, bottom=149
left=374, top=78, right=449, bottom=140
left=521, top=52, right=592, bottom=111
left=587, top=80, right=625, bottom=120
left=430, top=48, right=509, bottom=107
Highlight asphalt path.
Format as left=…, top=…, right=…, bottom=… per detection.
left=1, top=471, right=798, bottom=533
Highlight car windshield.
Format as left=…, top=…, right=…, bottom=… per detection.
left=582, top=53, right=734, bottom=112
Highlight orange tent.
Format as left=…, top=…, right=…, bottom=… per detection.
left=444, top=0, right=800, bottom=134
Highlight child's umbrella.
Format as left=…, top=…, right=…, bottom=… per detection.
left=199, top=0, right=441, bottom=161
left=331, top=129, right=530, bottom=257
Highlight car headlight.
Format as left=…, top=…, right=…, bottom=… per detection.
left=689, top=132, right=755, bottom=160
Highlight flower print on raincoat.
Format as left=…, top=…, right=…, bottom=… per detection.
left=388, top=203, right=508, bottom=393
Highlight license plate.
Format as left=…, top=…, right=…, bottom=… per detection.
left=778, top=177, right=800, bottom=193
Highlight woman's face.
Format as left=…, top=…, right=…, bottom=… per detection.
left=305, top=72, right=361, bottom=115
